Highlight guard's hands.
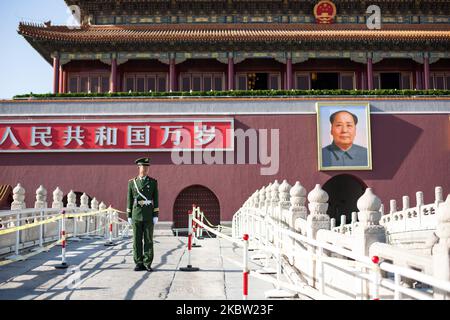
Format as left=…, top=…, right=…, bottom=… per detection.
left=153, top=217, right=159, bottom=225
left=128, top=218, right=132, bottom=225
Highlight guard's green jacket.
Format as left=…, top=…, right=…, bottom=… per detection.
left=127, top=176, right=159, bottom=222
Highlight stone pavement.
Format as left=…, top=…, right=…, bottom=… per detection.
left=0, top=231, right=294, bottom=300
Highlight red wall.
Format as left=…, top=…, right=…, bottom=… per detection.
left=0, top=114, right=449, bottom=221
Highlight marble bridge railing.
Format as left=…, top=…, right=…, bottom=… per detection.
left=232, top=180, right=450, bottom=299
left=0, top=183, right=120, bottom=257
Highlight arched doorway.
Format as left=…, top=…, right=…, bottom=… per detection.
left=322, top=175, right=367, bottom=221
left=173, top=185, right=220, bottom=230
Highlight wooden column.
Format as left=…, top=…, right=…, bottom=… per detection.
left=169, top=57, right=177, bottom=92
left=52, top=54, right=60, bottom=94
left=110, top=57, right=118, bottom=93
left=286, top=56, right=293, bottom=90
left=415, top=69, right=423, bottom=90
left=58, top=65, right=64, bottom=94
left=361, top=70, right=367, bottom=90
left=367, top=56, right=374, bottom=90
left=227, top=55, right=235, bottom=91
left=423, top=54, right=430, bottom=90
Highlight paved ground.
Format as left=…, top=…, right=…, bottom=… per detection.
left=0, top=231, right=288, bottom=300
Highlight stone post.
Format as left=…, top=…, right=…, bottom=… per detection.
left=278, top=180, right=292, bottom=224
left=80, top=193, right=89, bottom=211
left=11, top=183, right=26, bottom=210
left=432, top=195, right=450, bottom=299
left=52, top=187, right=64, bottom=209
left=402, top=195, right=410, bottom=210
left=290, top=181, right=307, bottom=230
left=99, top=202, right=107, bottom=211
left=271, top=180, right=281, bottom=221
left=258, top=186, right=266, bottom=216
left=306, top=184, right=330, bottom=239
left=34, top=185, right=47, bottom=209
left=91, top=197, right=99, bottom=210
left=435, top=186, right=444, bottom=207
left=67, top=190, right=77, bottom=209
left=354, top=188, right=386, bottom=256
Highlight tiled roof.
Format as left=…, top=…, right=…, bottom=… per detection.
left=18, top=23, right=450, bottom=43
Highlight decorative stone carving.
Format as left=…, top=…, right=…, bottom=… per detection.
left=306, top=184, right=330, bottom=239
left=307, top=184, right=329, bottom=216
left=99, top=202, right=107, bottom=211
left=52, top=187, right=63, bottom=209
left=278, top=180, right=291, bottom=210
left=355, top=188, right=386, bottom=255
left=289, top=181, right=308, bottom=226
left=67, top=190, right=77, bottom=209
left=11, top=183, right=26, bottom=210
left=91, top=197, right=99, bottom=210
left=34, top=185, right=47, bottom=209
left=271, top=180, right=280, bottom=207
left=252, top=190, right=260, bottom=209
left=80, top=193, right=90, bottom=211
left=357, top=188, right=382, bottom=226
left=265, top=183, right=273, bottom=208
left=259, top=186, right=266, bottom=209
left=402, top=195, right=410, bottom=210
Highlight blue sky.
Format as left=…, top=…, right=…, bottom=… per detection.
left=0, top=1, right=69, bottom=99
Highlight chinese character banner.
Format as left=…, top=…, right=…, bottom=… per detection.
left=0, top=119, right=234, bottom=152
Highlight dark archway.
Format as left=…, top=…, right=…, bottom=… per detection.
left=322, top=175, right=367, bottom=221
left=172, top=185, right=220, bottom=230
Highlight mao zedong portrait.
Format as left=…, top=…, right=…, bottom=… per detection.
left=321, top=110, right=368, bottom=168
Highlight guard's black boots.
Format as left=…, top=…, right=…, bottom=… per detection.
left=134, top=264, right=146, bottom=271
left=145, top=265, right=153, bottom=272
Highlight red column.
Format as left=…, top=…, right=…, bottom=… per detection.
left=110, top=57, right=117, bottom=93
left=367, top=56, right=374, bottom=90
left=53, top=54, right=60, bottom=94
left=228, top=56, right=234, bottom=91
left=423, top=56, right=430, bottom=90
left=58, top=65, right=64, bottom=94
left=286, top=57, right=293, bottom=90
left=415, top=69, right=422, bottom=90
left=169, top=58, right=177, bottom=92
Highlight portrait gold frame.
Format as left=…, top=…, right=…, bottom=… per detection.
left=316, top=102, right=373, bottom=171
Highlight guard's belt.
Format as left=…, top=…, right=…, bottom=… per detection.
left=138, top=200, right=153, bottom=206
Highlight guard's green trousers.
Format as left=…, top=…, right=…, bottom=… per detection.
left=132, top=220, right=154, bottom=267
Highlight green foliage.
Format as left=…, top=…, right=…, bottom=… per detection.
left=13, top=89, right=450, bottom=100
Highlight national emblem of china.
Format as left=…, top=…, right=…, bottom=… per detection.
left=314, top=0, right=337, bottom=24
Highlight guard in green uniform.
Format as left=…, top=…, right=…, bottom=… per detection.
left=127, top=157, right=159, bottom=272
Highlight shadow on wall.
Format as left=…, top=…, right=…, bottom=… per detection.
left=323, top=114, right=423, bottom=180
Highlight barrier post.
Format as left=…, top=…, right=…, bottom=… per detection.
left=31, top=210, right=46, bottom=253
left=264, top=220, right=296, bottom=298
left=257, top=217, right=276, bottom=274
left=192, top=206, right=202, bottom=248
left=199, top=210, right=204, bottom=239
left=104, top=209, right=116, bottom=247
left=6, top=212, right=25, bottom=261
left=81, top=214, right=93, bottom=240
left=243, top=234, right=250, bottom=300
left=180, top=210, right=200, bottom=272
left=371, top=256, right=381, bottom=300
left=69, top=212, right=82, bottom=242
left=94, top=213, right=103, bottom=239
left=55, top=211, right=69, bottom=269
